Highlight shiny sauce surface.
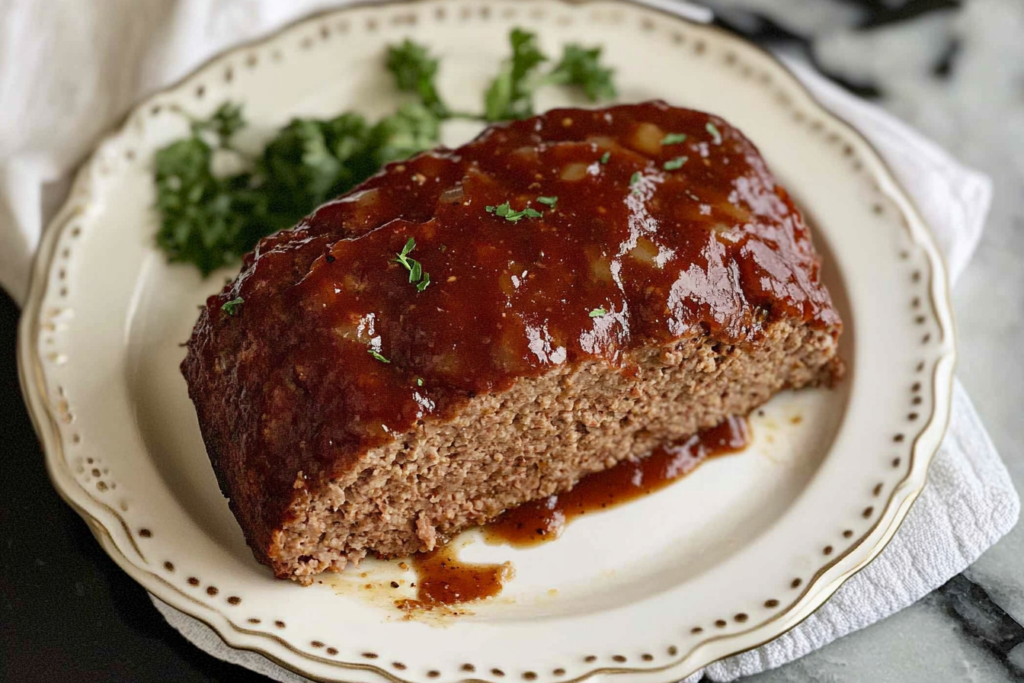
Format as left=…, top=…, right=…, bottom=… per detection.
left=199, top=102, right=837, bottom=500
left=484, top=415, right=750, bottom=546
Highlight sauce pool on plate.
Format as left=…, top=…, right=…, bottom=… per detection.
left=401, top=417, right=750, bottom=610
left=399, top=548, right=514, bottom=611
left=485, top=415, right=750, bottom=546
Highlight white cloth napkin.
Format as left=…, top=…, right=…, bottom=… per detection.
left=2, top=1, right=1017, bottom=681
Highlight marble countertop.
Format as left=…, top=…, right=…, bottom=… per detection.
left=704, top=0, right=1024, bottom=680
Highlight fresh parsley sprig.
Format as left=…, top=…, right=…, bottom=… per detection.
left=543, top=44, right=617, bottom=101
left=484, top=29, right=617, bottom=121
left=190, top=102, right=247, bottom=147
left=154, top=105, right=256, bottom=276
left=386, top=40, right=450, bottom=118
left=484, top=29, right=548, bottom=121
left=154, top=104, right=442, bottom=275
left=153, top=30, right=617, bottom=275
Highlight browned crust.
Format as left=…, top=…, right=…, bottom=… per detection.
left=181, top=104, right=845, bottom=581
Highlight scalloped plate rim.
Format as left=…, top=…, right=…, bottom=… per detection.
left=17, top=1, right=956, bottom=681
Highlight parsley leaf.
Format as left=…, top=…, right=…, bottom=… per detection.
left=706, top=121, right=722, bottom=145
left=256, top=112, right=384, bottom=233
left=545, top=44, right=617, bottom=101
left=416, top=272, right=431, bottom=292
left=483, top=34, right=617, bottom=122
left=661, top=133, right=687, bottom=145
left=484, top=28, right=548, bottom=121
left=370, top=103, right=442, bottom=165
left=222, top=296, right=244, bottom=316
left=191, top=102, right=247, bottom=147
left=537, top=196, right=558, bottom=207
left=600, top=151, right=611, bottom=164
left=393, top=237, right=431, bottom=291
left=664, top=156, right=688, bottom=170
left=386, top=40, right=449, bottom=117
left=154, top=130, right=250, bottom=275
left=368, top=348, right=391, bottom=363
left=487, top=201, right=543, bottom=222
left=589, top=307, right=608, bottom=318
left=630, top=171, right=642, bottom=186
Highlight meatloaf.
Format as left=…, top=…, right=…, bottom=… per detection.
left=182, top=101, right=844, bottom=583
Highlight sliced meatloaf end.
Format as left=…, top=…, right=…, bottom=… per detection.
left=181, top=102, right=844, bottom=583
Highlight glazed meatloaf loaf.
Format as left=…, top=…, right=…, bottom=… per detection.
left=182, top=101, right=844, bottom=583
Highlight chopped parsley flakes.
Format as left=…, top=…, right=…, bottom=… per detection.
left=221, top=297, right=244, bottom=316
left=486, top=201, right=544, bottom=222
left=393, top=237, right=430, bottom=291
left=629, top=171, right=643, bottom=193
left=589, top=307, right=608, bottom=318
left=706, top=122, right=722, bottom=145
left=368, top=348, right=391, bottom=363
left=537, top=196, right=558, bottom=207
left=600, top=151, right=611, bottom=164
left=663, top=156, right=688, bottom=170
left=661, top=133, right=687, bottom=145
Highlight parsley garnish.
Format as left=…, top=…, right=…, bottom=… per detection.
left=629, top=171, right=642, bottom=187
left=661, top=133, right=687, bottom=145
left=154, top=31, right=618, bottom=275
left=221, top=297, right=244, bottom=316
left=368, top=348, right=391, bottom=363
left=664, top=156, right=688, bottom=170
left=191, top=102, right=246, bottom=147
left=484, top=30, right=617, bottom=121
left=706, top=122, right=722, bottom=145
left=371, top=103, right=443, bottom=166
left=153, top=104, right=252, bottom=275
left=394, top=237, right=430, bottom=290
left=416, top=377, right=424, bottom=386
left=154, top=104, right=442, bottom=275
left=537, top=196, right=558, bottom=207
left=484, top=29, right=548, bottom=121
left=589, top=307, right=608, bottom=318
left=487, top=201, right=543, bottom=222
left=544, top=44, right=617, bottom=101
left=386, top=40, right=449, bottom=118
left=600, top=151, right=611, bottom=164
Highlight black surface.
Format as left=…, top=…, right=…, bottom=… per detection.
left=0, top=289, right=272, bottom=683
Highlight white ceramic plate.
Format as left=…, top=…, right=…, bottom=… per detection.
left=18, top=1, right=955, bottom=681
